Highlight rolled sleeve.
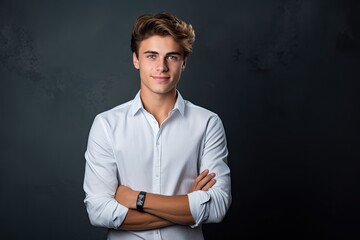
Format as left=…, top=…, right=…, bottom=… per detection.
left=187, top=190, right=211, bottom=227
left=84, top=190, right=128, bottom=228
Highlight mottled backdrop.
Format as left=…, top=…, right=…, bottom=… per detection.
left=0, top=0, right=359, bottom=239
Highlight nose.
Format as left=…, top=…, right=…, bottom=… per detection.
left=156, top=58, right=169, bottom=72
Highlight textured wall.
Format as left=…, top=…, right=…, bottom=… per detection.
left=0, top=0, right=359, bottom=239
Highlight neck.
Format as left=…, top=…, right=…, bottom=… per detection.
left=140, top=89, right=177, bottom=124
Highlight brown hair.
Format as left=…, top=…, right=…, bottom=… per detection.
left=131, top=12, right=195, bottom=58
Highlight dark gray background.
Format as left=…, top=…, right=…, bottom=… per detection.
left=1, top=0, right=359, bottom=239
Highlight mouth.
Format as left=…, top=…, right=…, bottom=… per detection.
left=152, top=76, right=170, bottom=83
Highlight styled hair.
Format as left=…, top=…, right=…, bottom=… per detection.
left=131, top=12, right=195, bottom=58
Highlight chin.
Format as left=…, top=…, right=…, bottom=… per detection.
left=153, top=88, right=175, bottom=95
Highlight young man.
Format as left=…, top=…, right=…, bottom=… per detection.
left=83, top=12, right=232, bottom=239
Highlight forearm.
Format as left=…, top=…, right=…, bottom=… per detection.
left=120, top=209, right=173, bottom=230
left=142, top=193, right=195, bottom=225
left=141, top=170, right=216, bottom=224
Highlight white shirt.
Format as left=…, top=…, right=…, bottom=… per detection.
left=83, top=91, right=232, bottom=240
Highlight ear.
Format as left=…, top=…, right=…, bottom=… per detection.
left=182, top=57, right=187, bottom=71
left=133, top=52, right=140, bottom=69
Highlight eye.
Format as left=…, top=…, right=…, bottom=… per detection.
left=146, top=55, right=156, bottom=59
left=167, top=55, right=179, bottom=61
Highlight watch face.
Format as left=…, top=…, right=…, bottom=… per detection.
left=136, top=191, right=146, bottom=211
left=137, top=194, right=145, bottom=205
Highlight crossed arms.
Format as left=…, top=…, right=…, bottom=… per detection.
left=116, top=169, right=216, bottom=230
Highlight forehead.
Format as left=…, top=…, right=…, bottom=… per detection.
left=138, top=35, right=183, bottom=54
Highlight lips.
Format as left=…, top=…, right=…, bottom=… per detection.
left=152, top=76, right=170, bottom=83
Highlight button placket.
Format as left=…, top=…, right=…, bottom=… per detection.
left=154, top=129, right=162, bottom=192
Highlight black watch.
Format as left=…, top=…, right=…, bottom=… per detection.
left=136, top=191, right=147, bottom=212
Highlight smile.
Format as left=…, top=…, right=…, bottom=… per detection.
left=152, top=76, right=170, bottom=83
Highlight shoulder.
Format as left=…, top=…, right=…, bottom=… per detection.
left=183, top=100, right=227, bottom=140
left=184, top=100, right=220, bottom=120
left=182, top=99, right=226, bottom=132
left=94, top=99, right=133, bottom=126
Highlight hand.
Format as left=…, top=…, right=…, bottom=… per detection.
left=115, top=185, right=138, bottom=209
left=191, top=169, right=216, bottom=192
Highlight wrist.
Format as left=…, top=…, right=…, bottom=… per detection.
left=136, top=191, right=147, bottom=211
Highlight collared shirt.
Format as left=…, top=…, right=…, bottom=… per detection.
left=83, top=91, right=232, bottom=240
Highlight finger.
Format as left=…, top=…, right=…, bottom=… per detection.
left=202, top=178, right=216, bottom=191
left=197, top=169, right=209, bottom=181
left=191, top=169, right=210, bottom=191
left=193, top=169, right=209, bottom=186
left=196, top=172, right=216, bottom=190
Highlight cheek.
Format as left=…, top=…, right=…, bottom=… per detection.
left=138, top=62, right=152, bottom=72
left=174, top=66, right=183, bottom=76
left=170, top=63, right=182, bottom=72
left=172, top=71, right=182, bottom=82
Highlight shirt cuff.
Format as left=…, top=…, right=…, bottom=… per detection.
left=187, top=190, right=211, bottom=228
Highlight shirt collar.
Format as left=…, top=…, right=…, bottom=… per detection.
left=173, top=91, right=185, bottom=116
left=131, top=91, right=143, bottom=116
left=130, top=90, right=185, bottom=117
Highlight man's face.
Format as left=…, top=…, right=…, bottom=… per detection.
left=133, top=35, right=186, bottom=96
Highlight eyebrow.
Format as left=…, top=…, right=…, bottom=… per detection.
left=143, top=50, right=182, bottom=56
